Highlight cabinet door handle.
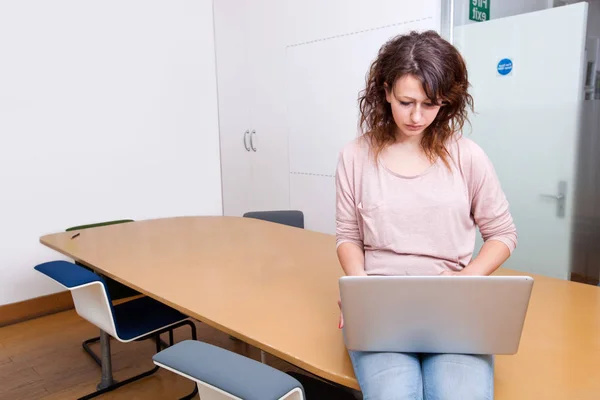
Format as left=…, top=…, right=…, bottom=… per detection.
left=243, top=130, right=250, bottom=151
left=540, top=180, right=567, bottom=218
left=250, top=129, right=257, bottom=152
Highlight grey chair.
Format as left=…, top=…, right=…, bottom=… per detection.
left=240, top=209, right=305, bottom=362
left=153, top=340, right=305, bottom=399
left=243, top=210, right=304, bottom=229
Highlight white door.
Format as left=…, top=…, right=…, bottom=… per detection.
left=213, top=0, right=253, bottom=217
left=454, top=3, right=588, bottom=279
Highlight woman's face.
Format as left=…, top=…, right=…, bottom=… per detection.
left=385, top=74, right=442, bottom=139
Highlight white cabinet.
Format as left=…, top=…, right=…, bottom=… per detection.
left=213, top=0, right=253, bottom=217
left=246, top=0, right=290, bottom=214
left=214, top=0, right=290, bottom=216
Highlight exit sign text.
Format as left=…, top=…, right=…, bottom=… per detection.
left=470, top=0, right=490, bottom=22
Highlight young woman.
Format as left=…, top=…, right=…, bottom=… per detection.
left=335, top=30, right=517, bottom=399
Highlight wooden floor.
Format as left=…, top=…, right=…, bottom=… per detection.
left=0, top=309, right=306, bottom=399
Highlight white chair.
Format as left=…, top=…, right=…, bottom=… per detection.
left=153, top=340, right=305, bottom=399
left=34, top=260, right=198, bottom=400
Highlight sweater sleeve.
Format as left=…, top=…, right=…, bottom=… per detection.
left=335, top=143, right=363, bottom=249
left=464, top=139, right=518, bottom=253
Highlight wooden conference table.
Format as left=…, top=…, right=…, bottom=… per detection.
left=40, top=216, right=600, bottom=398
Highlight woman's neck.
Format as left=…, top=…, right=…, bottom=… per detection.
left=394, top=130, right=424, bottom=150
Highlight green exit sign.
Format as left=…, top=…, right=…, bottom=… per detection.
left=470, top=0, right=490, bottom=22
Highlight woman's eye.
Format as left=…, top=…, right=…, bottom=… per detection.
left=400, top=101, right=412, bottom=106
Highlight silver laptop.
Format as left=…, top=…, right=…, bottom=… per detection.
left=339, top=275, right=533, bottom=355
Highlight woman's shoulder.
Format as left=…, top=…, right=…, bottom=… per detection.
left=446, top=134, right=490, bottom=167
left=338, top=134, right=372, bottom=162
left=446, top=135, right=499, bottom=193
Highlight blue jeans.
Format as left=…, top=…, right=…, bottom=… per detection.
left=349, top=351, right=494, bottom=400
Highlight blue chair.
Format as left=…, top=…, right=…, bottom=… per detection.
left=65, top=219, right=151, bottom=368
left=153, top=340, right=305, bottom=400
left=34, top=260, right=198, bottom=400
left=243, top=210, right=304, bottom=229
left=66, top=219, right=140, bottom=301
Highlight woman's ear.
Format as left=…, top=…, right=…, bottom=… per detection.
left=384, top=82, right=392, bottom=104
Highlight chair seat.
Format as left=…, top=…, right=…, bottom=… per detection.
left=114, top=296, right=188, bottom=341
left=34, top=261, right=188, bottom=341
left=153, top=340, right=304, bottom=400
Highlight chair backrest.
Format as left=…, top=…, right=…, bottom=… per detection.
left=66, top=219, right=134, bottom=231
left=194, top=382, right=303, bottom=400
left=66, top=219, right=139, bottom=301
left=242, top=210, right=304, bottom=229
left=34, top=261, right=119, bottom=338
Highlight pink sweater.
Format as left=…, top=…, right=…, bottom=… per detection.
left=335, top=135, right=517, bottom=276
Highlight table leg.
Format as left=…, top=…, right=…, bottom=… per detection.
left=97, top=329, right=115, bottom=390
left=260, top=350, right=267, bottom=364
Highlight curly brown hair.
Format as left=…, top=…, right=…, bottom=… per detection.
left=358, top=30, right=473, bottom=168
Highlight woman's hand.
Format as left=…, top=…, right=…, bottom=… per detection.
left=440, top=269, right=488, bottom=276
left=439, top=270, right=462, bottom=276
left=460, top=240, right=511, bottom=276
left=338, top=299, right=344, bottom=329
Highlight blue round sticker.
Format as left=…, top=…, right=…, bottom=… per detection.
left=497, top=58, right=513, bottom=76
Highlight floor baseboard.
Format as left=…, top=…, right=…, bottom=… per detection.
left=0, top=291, right=74, bottom=327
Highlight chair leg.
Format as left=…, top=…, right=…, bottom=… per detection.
left=187, top=320, right=197, bottom=341
left=82, top=336, right=102, bottom=366
left=178, top=320, right=199, bottom=399
left=77, top=334, right=164, bottom=400
left=98, top=330, right=115, bottom=390
left=78, top=364, right=160, bottom=400
left=179, top=385, right=198, bottom=400
left=84, top=333, right=168, bottom=372
left=78, top=321, right=198, bottom=400
left=150, top=335, right=170, bottom=350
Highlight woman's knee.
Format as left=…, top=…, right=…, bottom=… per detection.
left=421, top=354, right=494, bottom=400
left=349, top=351, right=423, bottom=400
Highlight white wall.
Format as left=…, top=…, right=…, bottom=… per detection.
left=0, top=0, right=222, bottom=305
left=454, top=0, right=552, bottom=25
